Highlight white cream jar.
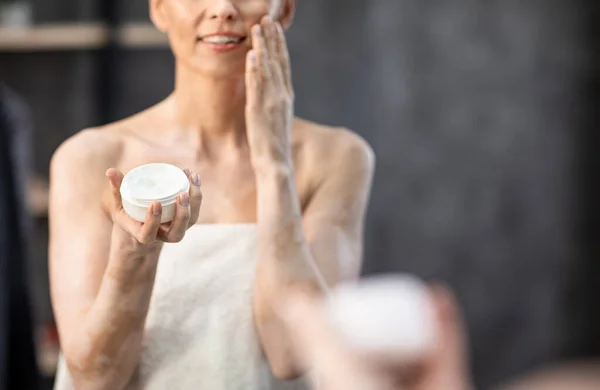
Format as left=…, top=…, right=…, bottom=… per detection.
left=120, top=163, right=190, bottom=224
left=326, top=274, right=436, bottom=363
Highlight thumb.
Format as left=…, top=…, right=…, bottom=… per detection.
left=428, top=284, right=472, bottom=386
left=106, top=168, right=125, bottom=211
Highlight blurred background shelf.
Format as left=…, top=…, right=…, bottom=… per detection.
left=0, top=23, right=108, bottom=50
left=117, top=22, right=168, bottom=48
left=0, top=22, right=168, bottom=51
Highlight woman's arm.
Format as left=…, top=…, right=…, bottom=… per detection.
left=253, top=132, right=374, bottom=380
left=50, top=133, right=161, bottom=390
left=49, top=131, right=201, bottom=390
left=246, top=18, right=375, bottom=379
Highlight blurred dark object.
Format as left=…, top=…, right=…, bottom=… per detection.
left=1, top=84, right=32, bottom=233
left=32, top=0, right=99, bottom=22
left=0, top=84, right=40, bottom=389
left=561, top=0, right=600, bottom=362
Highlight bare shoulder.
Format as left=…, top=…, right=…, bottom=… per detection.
left=293, top=118, right=376, bottom=183
left=49, top=123, right=130, bottom=219
left=50, top=126, right=124, bottom=183
left=50, top=103, right=160, bottom=176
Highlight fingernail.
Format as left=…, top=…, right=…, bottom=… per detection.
left=152, top=203, right=162, bottom=216
left=254, top=25, right=261, bottom=35
left=183, top=168, right=191, bottom=177
left=192, top=173, right=201, bottom=187
left=180, top=192, right=190, bottom=207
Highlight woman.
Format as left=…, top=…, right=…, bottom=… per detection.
left=49, top=0, right=374, bottom=389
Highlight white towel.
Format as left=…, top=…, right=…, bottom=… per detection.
left=54, top=224, right=276, bottom=390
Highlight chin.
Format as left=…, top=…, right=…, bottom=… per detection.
left=177, top=52, right=247, bottom=79
left=196, top=63, right=246, bottom=79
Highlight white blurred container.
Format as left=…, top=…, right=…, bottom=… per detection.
left=326, top=274, right=436, bottom=363
left=120, top=163, right=189, bottom=224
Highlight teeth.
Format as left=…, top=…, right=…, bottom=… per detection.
left=202, top=36, right=242, bottom=44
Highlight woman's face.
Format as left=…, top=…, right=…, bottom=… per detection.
left=150, top=0, right=294, bottom=78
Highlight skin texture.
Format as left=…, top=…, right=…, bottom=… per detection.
left=49, top=0, right=374, bottom=388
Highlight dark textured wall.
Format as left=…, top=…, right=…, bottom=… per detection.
left=1, top=1, right=597, bottom=389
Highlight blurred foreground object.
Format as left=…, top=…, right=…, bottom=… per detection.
left=326, top=275, right=436, bottom=363
left=36, top=322, right=59, bottom=377
left=282, top=275, right=473, bottom=390
left=28, top=174, right=48, bottom=217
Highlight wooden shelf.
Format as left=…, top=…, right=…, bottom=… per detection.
left=0, top=22, right=170, bottom=51
left=0, top=23, right=109, bottom=51
left=117, top=23, right=169, bottom=48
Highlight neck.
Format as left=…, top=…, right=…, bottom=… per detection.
left=171, top=62, right=248, bottom=150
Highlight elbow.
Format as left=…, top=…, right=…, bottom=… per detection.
left=254, top=296, right=305, bottom=381
left=270, top=358, right=303, bottom=381
left=64, top=351, right=129, bottom=390
left=256, top=319, right=304, bottom=381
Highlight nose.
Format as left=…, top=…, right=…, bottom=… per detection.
left=208, top=0, right=238, bottom=22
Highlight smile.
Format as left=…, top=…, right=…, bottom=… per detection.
left=199, top=35, right=246, bottom=44
left=197, top=34, right=247, bottom=52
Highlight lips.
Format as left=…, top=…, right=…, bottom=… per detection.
left=199, top=35, right=246, bottom=44
left=197, top=33, right=247, bottom=52
left=198, top=32, right=247, bottom=44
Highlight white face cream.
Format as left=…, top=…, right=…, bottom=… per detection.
left=120, top=163, right=190, bottom=223
left=326, top=274, right=436, bottom=363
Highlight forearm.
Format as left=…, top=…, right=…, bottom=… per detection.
left=66, top=227, right=161, bottom=390
left=254, top=163, right=328, bottom=379
left=255, top=163, right=327, bottom=293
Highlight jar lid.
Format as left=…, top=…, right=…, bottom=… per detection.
left=120, top=163, right=190, bottom=205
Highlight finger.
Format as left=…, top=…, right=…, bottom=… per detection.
left=261, top=15, right=277, bottom=59
left=107, top=168, right=151, bottom=235
left=428, top=284, right=470, bottom=375
left=106, top=168, right=125, bottom=211
left=261, top=16, right=283, bottom=84
left=274, top=22, right=293, bottom=95
left=187, top=172, right=203, bottom=227
left=245, top=50, right=260, bottom=100
left=135, top=202, right=162, bottom=245
left=251, top=24, right=269, bottom=78
left=160, top=192, right=191, bottom=243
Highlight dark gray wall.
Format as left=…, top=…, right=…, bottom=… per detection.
left=1, top=1, right=597, bottom=389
